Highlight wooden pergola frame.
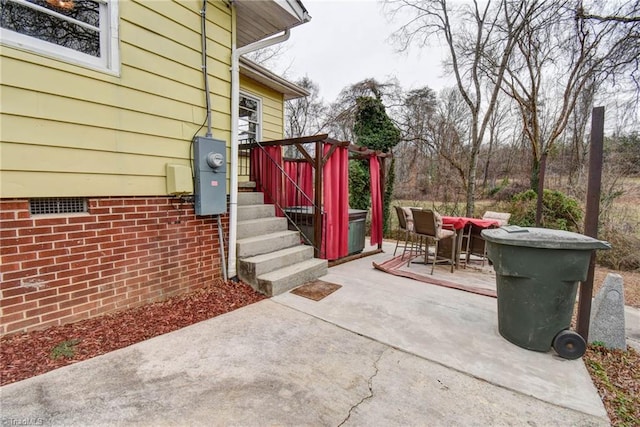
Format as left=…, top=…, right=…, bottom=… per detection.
left=239, top=134, right=392, bottom=255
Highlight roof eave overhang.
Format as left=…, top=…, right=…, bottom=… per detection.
left=235, top=0, right=311, bottom=48
left=239, top=57, right=309, bottom=100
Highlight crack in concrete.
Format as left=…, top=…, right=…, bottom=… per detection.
left=337, top=347, right=387, bottom=426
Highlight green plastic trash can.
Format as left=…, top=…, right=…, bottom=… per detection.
left=481, top=226, right=610, bottom=359
left=347, top=209, right=367, bottom=255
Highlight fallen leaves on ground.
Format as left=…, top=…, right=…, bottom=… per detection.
left=0, top=280, right=265, bottom=386
left=584, top=344, right=640, bottom=426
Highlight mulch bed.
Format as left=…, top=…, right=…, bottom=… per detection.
left=0, top=280, right=265, bottom=386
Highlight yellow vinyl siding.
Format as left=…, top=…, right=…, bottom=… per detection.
left=237, top=76, right=285, bottom=182
left=0, top=0, right=232, bottom=198
left=1, top=143, right=173, bottom=177
left=0, top=171, right=167, bottom=198
left=2, top=86, right=202, bottom=140
left=0, top=115, right=225, bottom=158
left=239, top=76, right=285, bottom=141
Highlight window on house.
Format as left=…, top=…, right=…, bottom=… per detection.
left=239, top=93, right=261, bottom=144
left=29, top=197, right=87, bottom=215
left=0, top=0, right=119, bottom=73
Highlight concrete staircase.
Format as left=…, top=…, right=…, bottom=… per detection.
left=236, top=192, right=327, bottom=296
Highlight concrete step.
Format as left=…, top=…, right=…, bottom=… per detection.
left=238, top=181, right=256, bottom=191
left=238, top=245, right=314, bottom=287
left=237, top=217, right=288, bottom=240
left=257, top=258, right=328, bottom=296
left=236, top=231, right=301, bottom=258
left=237, top=204, right=275, bottom=221
left=238, top=192, right=264, bottom=206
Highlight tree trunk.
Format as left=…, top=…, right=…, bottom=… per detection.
left=530, top=155, right=540, bottom=192
left=482, top=134, right=495, bottom=191
left=535, top=152, right=547, bottom=226
left=466, top=150, right=478, bottom=217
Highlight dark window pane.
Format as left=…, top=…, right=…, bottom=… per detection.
left=1, top=0, right=100, bottom=57
left=239, top=97, right=257, bottom=111
left=27, top=0, right=99, bottom=27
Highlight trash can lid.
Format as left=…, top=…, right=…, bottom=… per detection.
left=481, top=226, right=611, bottom=250
left=348, top=209, right=368, bottom=219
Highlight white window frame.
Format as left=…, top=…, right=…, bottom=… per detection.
left=239, top=91, right=262, bottom=144
left=0, top=0, right=120, bottom=75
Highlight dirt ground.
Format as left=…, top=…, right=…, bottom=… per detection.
left=593, top=266, right=640, bottom=308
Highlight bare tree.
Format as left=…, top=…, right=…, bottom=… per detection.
left=565, top=80, right=597, bottom=191
left=386, top=0, right=539, bottom=216
left=394, top=86, right=438, bottom=197
left=433, top=87, right=470, bottom=194
left=398, top=86, right=438, bottom=150
left=577, top=0, right=640, bottom=24
left=497, top=0, right=640, bottom=224
left=481, top=98, right=510, bottom=191
left=244, top=44, right=290, bottom=71
left=285, top=76, right=328, bottom=138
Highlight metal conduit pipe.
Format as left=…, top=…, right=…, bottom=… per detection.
left=200, top=0, right=227, bottom=280
left=200, top=0, right=212, bottom=138
left=217, top=214, right=228, bottom=281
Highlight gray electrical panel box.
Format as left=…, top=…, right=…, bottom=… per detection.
left=193, top=136, right=227, bottom=215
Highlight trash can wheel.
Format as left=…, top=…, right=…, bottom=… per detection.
left=552, top=330, right=586, bottom=360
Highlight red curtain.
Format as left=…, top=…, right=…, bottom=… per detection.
left=284, top=160, right=313, bottom=207
left=322, top=144, right=349, bottom=260
left=284, top=161, right=296, bottom=207
left=299, top=163, right=313, bottom=206
left=250, top=146, right=284, bottom=216
left=369, top=155, right=383, bottom=246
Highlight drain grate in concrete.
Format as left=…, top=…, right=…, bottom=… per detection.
left=290, top=280, right=342, bottom=301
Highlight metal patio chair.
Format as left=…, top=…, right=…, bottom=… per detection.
left=408, top=208, right=456, bottom=274
left=393, top=206, right=414, bottom=259
left=466, top=211, right=511, bottom=266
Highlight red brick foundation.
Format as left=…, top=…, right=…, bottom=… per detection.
left=0, top=197, right=226, bottom=336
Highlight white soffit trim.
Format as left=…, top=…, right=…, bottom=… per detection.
left=276, top=0, right=310, bottom=23
left=235, top=0, right=311, bottom=48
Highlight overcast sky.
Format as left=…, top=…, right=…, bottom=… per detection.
left=274, top=0, right=638, bottom=131
left=276, top=0, right=454, bottom=102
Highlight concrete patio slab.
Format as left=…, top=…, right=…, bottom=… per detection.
left=0, top=242, right=614, bottom=426
left=1, top=298, right=607, bottom=427
left=273, top=243, right=609, bottom=420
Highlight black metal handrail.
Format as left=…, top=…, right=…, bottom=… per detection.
left=249, top=141, right=326, bottom=258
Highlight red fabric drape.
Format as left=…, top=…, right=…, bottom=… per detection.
left=299, top=163, right=313, bottom=206
left=250, top=146, right=284, bottom=216
left=369, top=155, right=383, bottom=246
left=284, top=161, right=296, bottom=207
left=284, top=160, right=313, bottom=207
left=322, top=144, right=349, bottom=260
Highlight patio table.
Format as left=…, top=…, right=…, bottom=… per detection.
left=440, top=216, right=501, bottom=268
left=441, top=216, right=501, bottom=231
